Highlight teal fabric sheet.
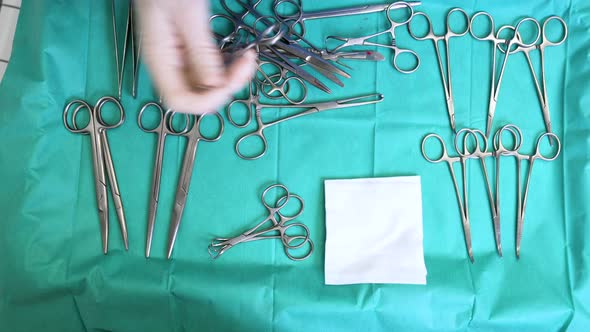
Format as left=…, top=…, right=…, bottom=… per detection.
left=1, top=0, right=589, bottom=331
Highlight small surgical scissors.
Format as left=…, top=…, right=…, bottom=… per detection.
left=63, top=96, right=128, bottom=254
left=409, top=8, right=470, bottom=132
left=208, top=184, right=314, bottom=261
left=326, top=2, right=420, bottom=74
left=516, top=16, right=568, bottom=139
left=273, top=0, right=421, bottom=42
left=138, top=102, right=189, bottom=258
left=166, top=112, right=224, bottom=259
left=229, top=93, right=384, bottom=160
left=455, top=129, right=501, bottom=256
left=493, top=125, right=560, bottom=258
left=421, top=133, right=473, bottom=262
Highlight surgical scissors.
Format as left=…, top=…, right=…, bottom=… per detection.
left=208, top=184, right=314, bottom=261
left=455, top=129, right=501, bottom=256
left=273, top=0, right=421, bottom=42
left=326, top=2, right=420, bottom=74
left=63, top=96, right=128, bottom=254
left=231, top=93, right=384, bottom=160
left=408, top=8, right=470, bottom=132
left=482, top=18, right=541, bottom=137
left=138, top=102, right=189, bottom=258
left=517, top=16, right=568, bottom=138
left=493, top=125, right=560, bottom=258
left=166, top=112, right=224, bottom=259
left=421, top=133, right=473, bottom=262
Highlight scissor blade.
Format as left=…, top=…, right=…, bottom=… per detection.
left=276, top=42, right=351, bottom=78
left=485, top=101, right=496, bottom=138
left=260, top=50, right=331, bottom=93
left=166, top=138, right=200, bottom=259
left=301, top=2, right=422, bottom=20
left=337, top=50, right=385, bottom=61
left=100, top=131, right=129, bottom=250
left=493, top=215, right=502, bottom=257
left=308, top=63, right=345, bottom=87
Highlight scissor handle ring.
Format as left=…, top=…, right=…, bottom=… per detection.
left=408, top=11, right=434, bottom=41
left=542, top=16, right=568, bottom=46
left=421, top=133, right=449, bottom=163
left=281, top=222, right=311, bottom=249
left=534, top=132, right=561, bottom=161
left=194, top=112, right=224, bottom=142
left=276, top=193, right=305, bottom=221
left=454, top=129, right=479, bottom=157
left=496, top=25, right=524, bottom=55
left=493, top=124, right=523, bottom=153
left=469, top=11, right=496, bottom=41
left=261, top=184, right=291, bottom=211
left=137, top=102, right=164, bottom=133
left=446, top=8, right=470, bottom=37
left=273, top=0, right=304, bottom=22
left=236, top=130, right=268, bottom=160
left=392, top=48, right=420, bottom=74
left=63, top=99, right=92, bottom=133
left=283, top=233, right=314, bottom=261
left=513, top=17, right=541, bottom=48
left=209, top=14, right=240, bottom=46
left=94, top=96, right=125, bottom=129
left=164, top=109, right=191, bottom=135
left=255, top=61, right=286, bottom=86
left=226, top=99, right=253, bottom=128
left=385, top=1, right=414, bottom=25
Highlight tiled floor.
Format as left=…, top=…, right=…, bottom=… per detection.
left=0, top=0, right=21, bottom=82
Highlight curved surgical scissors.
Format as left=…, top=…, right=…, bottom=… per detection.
left=409, top=8, right=470, bottom=132
left=63, top=96, right=128, bottom=254
left=166, top=112, right=224, bottom=259
left=493, top=125, right=560, bottom=258
left=455, top=128, right=501, bottom=256
left=482, top=18, right=541, bottom=137
left=421, top=133, right=473, bottom=262
left=137, top=102, right=189, bottom=257
left=208, top=184, right=314, bottom=261
left=512, top=16, right=567, bottom=138
left=325, top=2, right=420, bottom=74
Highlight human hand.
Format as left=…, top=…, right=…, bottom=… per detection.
left=136, top=0, right=257, bottom=114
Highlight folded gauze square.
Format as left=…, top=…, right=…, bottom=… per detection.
left=324, top=176, right=427, bottom=285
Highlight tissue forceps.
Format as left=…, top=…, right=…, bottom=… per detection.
left=230, top=93, right=384, bottom=160
left=421, top=133, right=473, bottom=262
left=482, top=18, right=541, bottom=137
left=138, top=102, right=189, bottom=258
left=208, top=184, right=314, bottom=261
left=408, top=8, right=470, bottom=132
left=273, top=0, right=421, bottom=42
left=111, top=0, right=140, bottom=99
left=63, top=96, right=128, bottom=254
left=493, top=125, right=560, bottom=258
left=516, top=16, right=567, bottom=138
left=455, top=129, right=501, bottom=256
left=166, top=112, right=224, bottom=259
left=325, top=2, right=420, bottom=74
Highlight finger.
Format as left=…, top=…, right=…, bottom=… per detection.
left=224, top=50, right=258, bottom=93
left=136, top=1, right=193, bottom=100
left=174, top=0, right=225, bottom=88
left=164, top=51, right=258, bottom=115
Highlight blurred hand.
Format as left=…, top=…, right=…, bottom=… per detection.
left=136, top=0, right=257, bottom=114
